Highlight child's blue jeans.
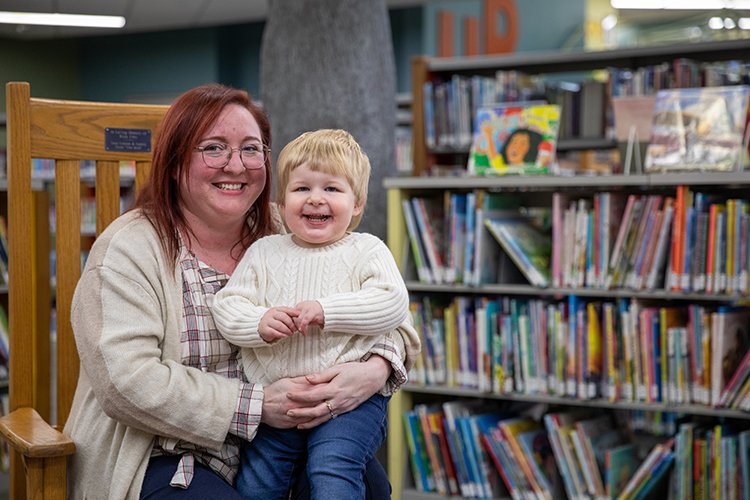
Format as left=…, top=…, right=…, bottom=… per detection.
left=236, top=393, right=389, bottom=499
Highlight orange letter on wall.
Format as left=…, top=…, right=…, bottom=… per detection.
left=484, top=0, right=518, bottom=55
left=437, top=10, right=454, bottom=57
left=463, top=17, right=479, bottom=56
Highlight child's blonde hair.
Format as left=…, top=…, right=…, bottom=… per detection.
left=276, top=129, right=370, bottom=230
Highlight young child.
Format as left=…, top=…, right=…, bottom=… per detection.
left=212, top=128, right=419, bottom=498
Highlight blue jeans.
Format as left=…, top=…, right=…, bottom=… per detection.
left=140, top=456, right=244, bottom=499
left=236, top=394, right=390, bottom=500
left=139, top=454, right=391, bottom=499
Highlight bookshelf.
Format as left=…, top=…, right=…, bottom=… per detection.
left=388, top=38, right=750, bottom=500
left=411, top=38, right=750, bottom=177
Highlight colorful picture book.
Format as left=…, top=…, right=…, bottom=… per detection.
left=468, top=102, right=561, bottom=176
left=484, top=215, right=552, bottom=287
left=644, top=85, right=750, bottom=172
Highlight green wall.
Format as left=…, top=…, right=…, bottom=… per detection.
left=0, top=38, right=82, bottom=103
left=0, top=37, right=82, bottom=147
left=80, top=22, right=265, bottom=104
left=390, top=7, right=424, bottom=94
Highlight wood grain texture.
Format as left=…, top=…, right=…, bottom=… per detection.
left=5, top=81, right=168, bottom=498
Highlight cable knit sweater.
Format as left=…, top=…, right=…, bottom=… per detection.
left=212, top=232, right=413, bottom=384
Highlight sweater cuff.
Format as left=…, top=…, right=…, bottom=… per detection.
left=362, top=339, right=407, bottom=395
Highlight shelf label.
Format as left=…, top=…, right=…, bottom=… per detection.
left=105, top=128, right=152, bottom=153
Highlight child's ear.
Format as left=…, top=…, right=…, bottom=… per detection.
left=353, top=204, right=363, bottom=216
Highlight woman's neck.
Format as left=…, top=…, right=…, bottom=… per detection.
left=184, top=215, right=246, bottom=275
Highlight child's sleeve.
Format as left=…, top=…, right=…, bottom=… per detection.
left=212, top=244, right=270, bottom=348
left=318, top=239, right=410, bottom=336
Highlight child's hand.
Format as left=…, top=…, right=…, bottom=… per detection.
left=259, top=306, right=300, bottom=342
left=293, top=300, right=324, bottom=335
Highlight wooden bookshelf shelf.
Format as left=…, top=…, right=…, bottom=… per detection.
left=421, top=38, right=750, bottom=77
left=403, top=282, right=750, bottom=303
left=404, top=384, right=750, bottom=421
left=385, top=171, right=750, bottom=191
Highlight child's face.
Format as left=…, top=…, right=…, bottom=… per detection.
left=282, top=162, right=362, bottom=248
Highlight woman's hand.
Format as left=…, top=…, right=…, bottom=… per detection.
left=261, top=375, right=320, bottom=429
left=286, top=355, right=391, bottom=430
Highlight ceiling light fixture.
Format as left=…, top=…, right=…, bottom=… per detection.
left=612, top=0, right=750, bottom=9
left=0, top=11, right=126, bottom=28
left=708, top=15, right=750, bottom=28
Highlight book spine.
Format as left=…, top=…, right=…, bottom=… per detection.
left=412, top=197, right=445, bottom=284
left=402, top=198, right=434, bottom=284
left=606, top=195, right=636, bottom=289
left=669, top=186, right=686, bottom=291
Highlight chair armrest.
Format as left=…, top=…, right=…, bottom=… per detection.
left=0, top=407, right=76, bottom=458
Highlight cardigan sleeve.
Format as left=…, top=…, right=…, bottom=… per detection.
left=70, top=223, right=246, bottom=451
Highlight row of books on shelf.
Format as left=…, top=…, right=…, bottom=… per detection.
left=423, top=59, right=750, bottom=177
left=608, top=58, right=749, bottom=97
left=402, top=185, right=750, bottom=296
left=47, top=191, right=136, bottom=236
left=403, top=401, right=748, bottom=499
left=0, top=392, right=7, bottom=472
left=0, top=216, right=8, bottom=287
left=409, top=295, right=750, bottom=410
left=0, top=304, right=8, bottom=382
left=554, top=187, right=750, bottom=295
left=395, top=125, right=413, bottom=175
left=423, top=57, right=749, bottom=151
left=424, top=72, right=606, bottom=153
left=9, top=158, right=138, bottom=182
left=401, top=190, right=549, bottom=287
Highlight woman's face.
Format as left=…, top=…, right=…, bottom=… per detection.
left=180, top=103, right=267, bottom=230
left=505, top=131, right=531, bottom=165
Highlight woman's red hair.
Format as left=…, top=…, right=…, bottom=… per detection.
left=135, top=83, right=274, bottom=263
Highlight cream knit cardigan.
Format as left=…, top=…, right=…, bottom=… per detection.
left=65, top=210, right=250, bottom=499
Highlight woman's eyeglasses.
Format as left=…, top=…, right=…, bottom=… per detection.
left=194, top=143, right=269, bottom=170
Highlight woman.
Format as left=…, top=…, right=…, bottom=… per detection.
left=63, top=83, right=418, bottom=498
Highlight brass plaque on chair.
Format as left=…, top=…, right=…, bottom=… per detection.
left=105, top=128, right=152, bottom=153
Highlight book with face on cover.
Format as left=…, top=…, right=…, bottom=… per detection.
left=468, top=101, right=561, bottom=176
left=644, top=85, right=750, bottom=173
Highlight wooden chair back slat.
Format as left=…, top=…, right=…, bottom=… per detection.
left=5, top=81, right=169, bottom=498
left=54, top=160, right=81, bottom=426
left=7, top=83, right=35, bottom=419
left=95, top=161, right=121, bottom=235
left=134, top=160, right=151, bottom=196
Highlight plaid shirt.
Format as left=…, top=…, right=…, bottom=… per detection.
left=153, top=244, right=408, bottom=489
left=151, top=250, right=261, bottom=488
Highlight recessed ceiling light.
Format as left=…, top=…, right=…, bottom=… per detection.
left=612, top=0, right=750, bottom=9
left=0, top=11, right=126, bottom=29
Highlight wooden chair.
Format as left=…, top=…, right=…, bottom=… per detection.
left=0, top=82, right=169, bottom=499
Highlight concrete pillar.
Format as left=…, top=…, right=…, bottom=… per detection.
left=260, top=0, right=397, bottom=239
